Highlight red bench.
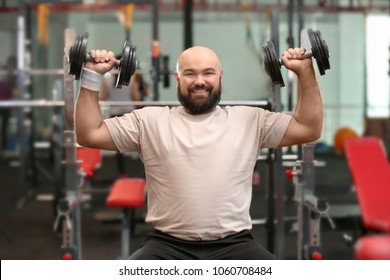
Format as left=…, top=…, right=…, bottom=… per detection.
left=106, top=178, right=146, bottom=259
left=345, top=137, right=390, bottom=260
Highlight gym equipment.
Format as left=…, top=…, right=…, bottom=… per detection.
left=261, top=28, right=330, bottom=87
left=344, top=137, right=390, bottom=260
left=285, top=143, right=334, bottom=260
left=354, top=235, right=390, bottom=260
left=55, top=28, right=83, bottom=260
left=0, top=99, right=270, bottom=108
left=106, top=178, right=146, bottom=260
left=68, top=32, right=137, bottom=88
left=333, top=127, right=358, bottom=154
left=77, top=147, right=102, bottom=180
left=161, top=55, right=170, bottom=88
left=54, top=146, right=102, bottom=260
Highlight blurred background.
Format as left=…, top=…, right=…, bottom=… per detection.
left=0, top=0, right=389, bottom=260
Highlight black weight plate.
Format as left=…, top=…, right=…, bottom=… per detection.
left=162, top=55, right=170, bottom=88
left=315, top=30, right=330, bottom=71
left=116, top=42, right=127, bottom=88
left=117, top=42, right=130, bottom=88
left=68, top=35, right=80, bottom=76
left=262, top=41, right=285, bottom=87
left=69, top=33, right=89, bottom=80
left=269, top=41, right=285, bottom=87
left=76, top=33, right=88, bottom=80
left=69, top=33, right=88, bottom=80
left=308, top=29, right=330, bottom=76
left=262, top=46, right=274, bottom=83
left=128, top=45, right=137, bottom=77
left=127, top=46, right=137, bottom=83
left=116, top=41, right=137, bottom=88
left=262, top=45, right=275, bottom=84
left=308, top=29, right=325, bottom=75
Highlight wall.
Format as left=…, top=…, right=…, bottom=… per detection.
left=0, top=2, right=388, bottom=148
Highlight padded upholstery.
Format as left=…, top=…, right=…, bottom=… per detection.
left=106, top=178, right=146, bottom=208
left=345, top=137, right=390, bottom=260
left=77, top=147, right=102, bottom=179
left=344, top=137, right=390, bottom=232
left=354, top=235, right=390, bottom=260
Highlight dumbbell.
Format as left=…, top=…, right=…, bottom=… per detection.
left=261, top=28, right=330, bottom=87
left=68, top=32, right=137, bottom=89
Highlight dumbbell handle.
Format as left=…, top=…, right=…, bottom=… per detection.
left=84, top=53, right=121, bottom=67
left=278, top=48, right=313, bottom=65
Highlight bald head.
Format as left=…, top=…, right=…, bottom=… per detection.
left=176, top=46, right=223, bottom=77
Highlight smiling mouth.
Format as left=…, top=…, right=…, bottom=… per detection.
left=192, top=89, right=208, bottom=94
left=190, top=90, right=209, bottom=100
left=191, top=86, right=210, bottom=95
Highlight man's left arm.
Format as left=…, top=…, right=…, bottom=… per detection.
left=278, top=48, right=323, bottom=147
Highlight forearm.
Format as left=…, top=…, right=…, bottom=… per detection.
left=294, top=66, right=323, bottom=140
left=75, top=87, right=105, bottom=146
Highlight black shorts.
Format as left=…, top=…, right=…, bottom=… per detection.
left=129, top=229, right=277, bottom=260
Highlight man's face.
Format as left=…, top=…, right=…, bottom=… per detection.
left=175, top=47, right=223, bottom=115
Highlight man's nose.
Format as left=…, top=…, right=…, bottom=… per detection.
left=194, top=74, right=206, bottom=84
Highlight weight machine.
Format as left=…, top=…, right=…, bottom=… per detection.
left=262, top=2, right=332, bottom=259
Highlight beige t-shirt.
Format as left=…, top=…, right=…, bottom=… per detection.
left=104, top=105, right=291, bottom=241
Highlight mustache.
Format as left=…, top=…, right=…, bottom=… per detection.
left=190, top=85, right=211, bottom=92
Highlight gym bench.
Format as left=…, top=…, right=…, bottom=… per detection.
left=106, top=177, right=146, bottom=260
left=345, top=136, right=390, bottom=260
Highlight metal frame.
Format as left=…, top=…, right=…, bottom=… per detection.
left=1, top=1, right=389, bottom=13
left=0, top=100, right=270, bottom=108
left=265, top=9, right=286, bottom=260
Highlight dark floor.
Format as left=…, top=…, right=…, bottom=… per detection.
left=0, top=150, right=361, bottom=260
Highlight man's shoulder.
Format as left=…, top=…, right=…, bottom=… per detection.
left=135, top=106, right=180, bottom=119
left=139, top=106, right=177, bottom=113
left=223, top=105, right=266, bottom=114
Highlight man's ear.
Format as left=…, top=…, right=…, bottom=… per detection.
left=174, top=72, right=180, bottom=85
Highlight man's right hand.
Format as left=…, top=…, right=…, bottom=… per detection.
left=84, top=49, right=116, bottom=75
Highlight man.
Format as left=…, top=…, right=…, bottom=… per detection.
left=75, top=45, right=323, bottom=259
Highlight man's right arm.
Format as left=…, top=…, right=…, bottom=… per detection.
left=75, top=87, right=118, bottom=150
left=74, top=49, right=119, bottom=151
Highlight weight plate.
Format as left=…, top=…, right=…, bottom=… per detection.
left=316, top=30, right=330, bottom=71
left=262, top=41, right=285, bottom=87
left=128, top=44, right=137, bottom=78
left=68, top=35, right=80, bottom=76
left=262, top=45, right=274, bottom=83
left=163, top=55, right=170, bottom=88
left=117, top=42, right=129, bottom=88
left=69, top=33, right=88, bottom=80
left=116, top=42, right=129, bottom=88
left=308, top=29, right=330, bottom=76
left=116, top=41, right=136, bottom=89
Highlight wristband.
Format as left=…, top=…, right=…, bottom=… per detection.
left=80, top=68, right=102, bottom=91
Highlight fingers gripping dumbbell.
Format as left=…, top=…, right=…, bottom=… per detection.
left=68, top=32, right=137, bottom=89
left=261, top=28, right=330, bottom=87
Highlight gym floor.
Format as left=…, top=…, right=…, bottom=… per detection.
left=0, top=151, right=359, bottom=260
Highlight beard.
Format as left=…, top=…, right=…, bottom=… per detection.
left=177, top=81, right=222, bottom=115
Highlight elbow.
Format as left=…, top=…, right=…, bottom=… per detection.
left=308, top=125, right=323, bottom=143
left=75, top=128, right=94, bottom=148
left=310, top=132, right=322, bottom=143
left=76, top=133, right=89, bottom=148
left=308, top=115, right=323, bottom=142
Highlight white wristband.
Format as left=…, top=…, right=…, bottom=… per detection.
left=80, top=68, right=102, bottom=92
